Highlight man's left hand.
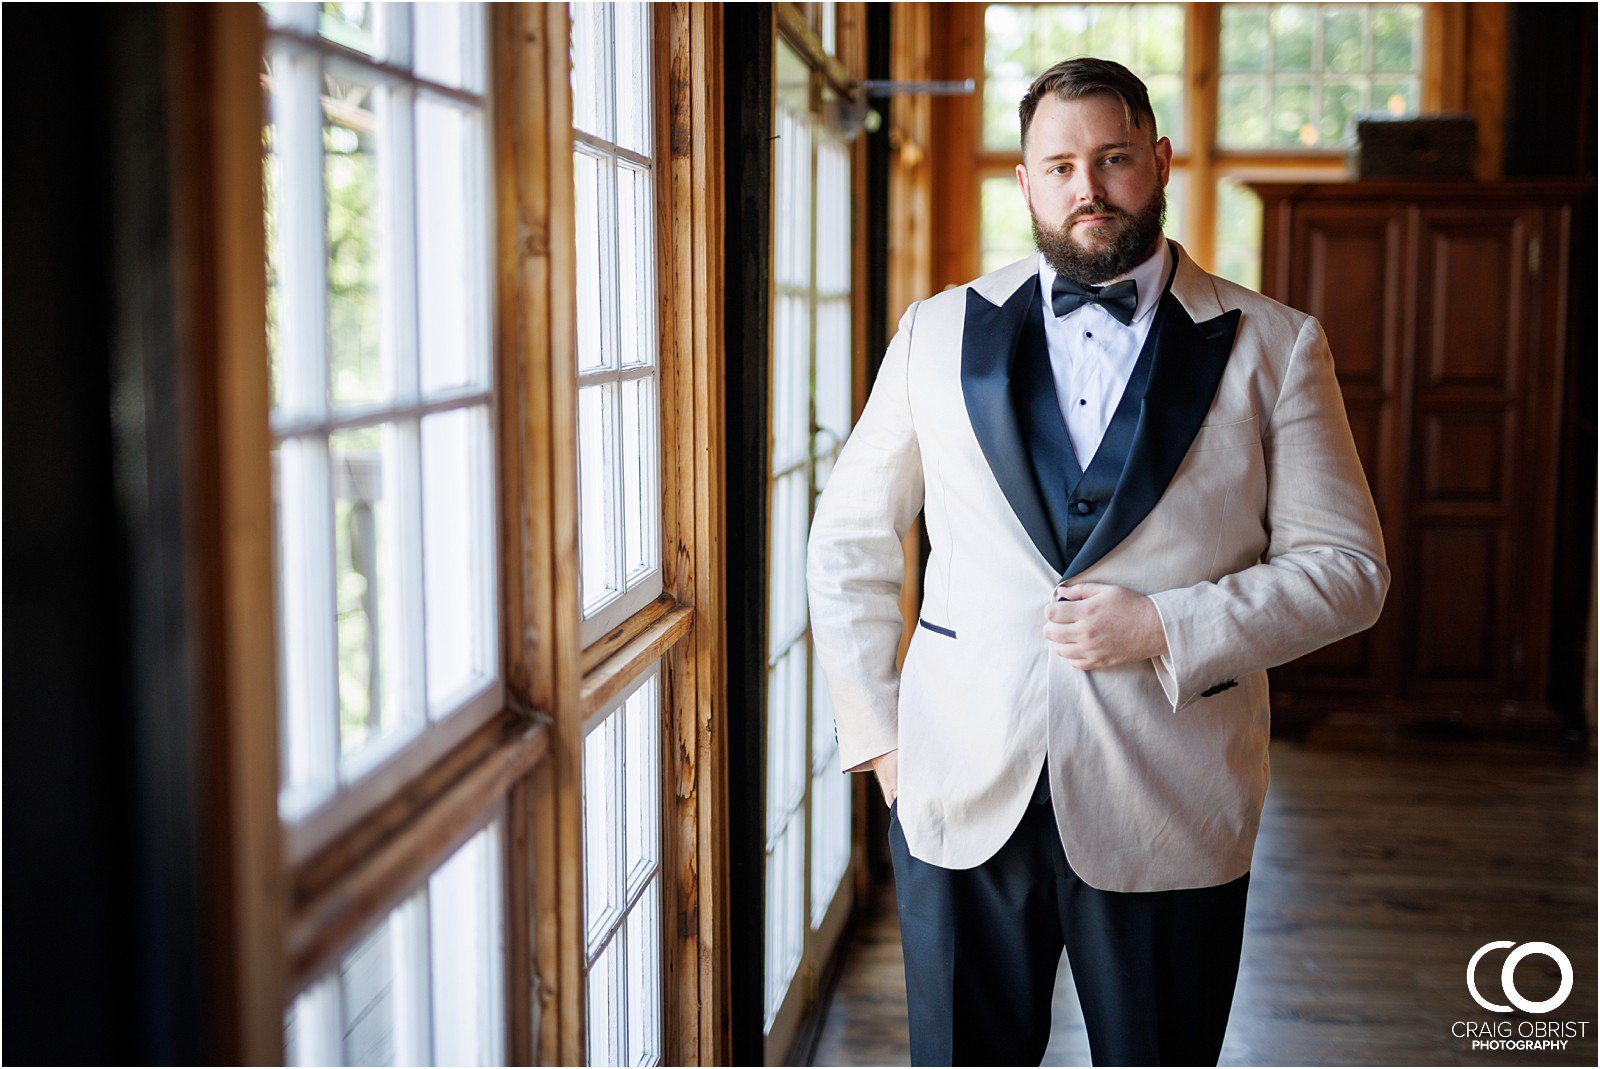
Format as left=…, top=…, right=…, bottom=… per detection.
left=1043, top=582, right=1168, bottom=670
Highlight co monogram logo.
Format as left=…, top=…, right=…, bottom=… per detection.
left=1467, top=941, right=1574, bottom=1014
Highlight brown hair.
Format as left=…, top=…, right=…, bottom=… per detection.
left=1018, top=57, right=1159, bottom=155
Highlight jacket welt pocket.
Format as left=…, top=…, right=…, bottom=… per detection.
left=917, top=617, right=957, bottom=639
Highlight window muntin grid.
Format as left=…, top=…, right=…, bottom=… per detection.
left=983, top=3, right=1187, bottom=153
left=582, top=665, right=664, bottom=1067
left=570, top=1, right=663, bottom=646
left=1218, top=3, right=1423, bottom=149
left=765, top=42, right=855, bottom=1031
left=264, top=2, right=500, bottom=825
left=283, top=819, right=506, bottom=1066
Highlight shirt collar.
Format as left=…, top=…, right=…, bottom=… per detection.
left=1038, top=237, right=1170, bottom=327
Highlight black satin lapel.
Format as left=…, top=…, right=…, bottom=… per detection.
left=1061, top=297, right=1244, bottom=581
left=960, top=276, right=1065, bottom=573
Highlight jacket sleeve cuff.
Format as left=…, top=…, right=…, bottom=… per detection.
left=1148, top=591, right=1198, bottom=712
left=838, top=726, right=898, bottom=774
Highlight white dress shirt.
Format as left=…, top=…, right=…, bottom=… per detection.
left=1036, top=238, right=1171, bottom=470
left=1037, top=239, right=1175, bottom=673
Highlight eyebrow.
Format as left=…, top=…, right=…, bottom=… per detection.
left=1038, top=141, right=1135, bottom=162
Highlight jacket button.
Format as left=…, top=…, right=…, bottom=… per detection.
left=1074, top=499, right=1093, bottom=515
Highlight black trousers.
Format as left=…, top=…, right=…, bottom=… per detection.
left=888, top=771, right=1250, bottom=1067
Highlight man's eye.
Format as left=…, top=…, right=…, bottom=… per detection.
left=1103, top=155, right=1127, bottom=165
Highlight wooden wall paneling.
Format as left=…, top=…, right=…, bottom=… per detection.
left=490, top=3, right=586, bottom=1063
left=492, top=4, right=558, bottom=1062
left=1465, top=4, right=1509, bottom=181
left=177, top=6, right=286, bottom=1061
left=929, top=2, right=984, bottom=292
left=653, top=4, right=731, bottom=1063
left=1184, top=2, right=1220, bottom=270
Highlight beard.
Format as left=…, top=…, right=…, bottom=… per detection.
left=1030, top=183, right=1167, bottom=285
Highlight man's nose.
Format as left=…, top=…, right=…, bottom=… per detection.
left=1068, top=167, right=1102, bottom=207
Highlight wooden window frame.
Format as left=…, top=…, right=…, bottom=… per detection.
left=190, top=4, right=728, bottom=1064
left=929, top=1, right=1507, bottom=287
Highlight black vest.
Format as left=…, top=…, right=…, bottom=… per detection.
left=1012, top=268, right=1172, bottom=574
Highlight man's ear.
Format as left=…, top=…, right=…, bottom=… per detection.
left=1154, top=135, right=1174, bottom=188
left=1015, top=160, right=1030, bottom=200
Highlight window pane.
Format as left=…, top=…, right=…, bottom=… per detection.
left=588, top=932, right=622, bottom=1067
left=1221, top=3, right=1268, bottom=72
left=416, top=95, right=488, bottom=396
left=624, top=879, right=662, bottom=1064
left=980, top=174, right=1034, bottom=275
left=331, top=423, right=412, bottom=765
left=1214, top=175, right=1264, bottom=291
left=613, top=2, right=651, bottom=155
left=616, top=161, right=653, bottom=368
left=1271, top=4, right=1315, bottom=72
left=574, top=150, right=614, bottom=374
left=621, top=377, right=652, bottom=583
left=421, top=406, right=494, bottom=714
left=584, top=667, right=663, bottom=1067
left=276, top=439, right=338, bottom=812
left=763, top=810, right=805, bottom=1024
left=324, top=75, right=390, bottom=408
left=414, top=2, right=485, bottom=93
left=1371, top=5, right=1421, bottom=73
left=429, top=826, right=505, bottom=1065
left=571, top=0, right=612, bottom=140
left=1322, top=7, right=1365, bottom=74
left=622, top=672, right=660, bottom=892
left=1270, top=79, right=1315, bottom=148
left=286, top=822, right=505, bottom=1065
left=584, top=709, right=621, bottom=946
left=578, top=382, right=621, bottom=614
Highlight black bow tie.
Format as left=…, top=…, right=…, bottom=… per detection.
left=1051, top=276, right=1138, bottom=325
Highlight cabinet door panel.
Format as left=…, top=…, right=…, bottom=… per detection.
left=1274, top=205, right=1405, bottom=692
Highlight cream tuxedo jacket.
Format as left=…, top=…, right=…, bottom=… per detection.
left=806, top=240, right=1389, bottom=892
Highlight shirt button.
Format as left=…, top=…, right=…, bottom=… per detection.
left=1085, top=331, right=1093, bottom=339
left=1078, top=398, right=1087, bottom=406
left=1075, top=500, right=1093, bottom=515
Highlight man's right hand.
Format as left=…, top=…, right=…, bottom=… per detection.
left=871, top=749, right=899, bottom=807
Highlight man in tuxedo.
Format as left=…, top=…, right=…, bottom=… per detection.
left=806, top=57, right=1388, bottom=1066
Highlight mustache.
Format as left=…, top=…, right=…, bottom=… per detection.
left=1065, top=203, right=1127, bottom=224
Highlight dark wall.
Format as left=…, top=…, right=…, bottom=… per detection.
left=1503, top=2, right=1597, bottom=180
left=722, top=4, right=774, bottom=1063
left=1502, top=4, right=1599, bottom=731
left=3, top=6, right=212, bottom=1062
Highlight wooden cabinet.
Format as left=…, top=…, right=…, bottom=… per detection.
left=1250, top=180, right=1590, bottom=716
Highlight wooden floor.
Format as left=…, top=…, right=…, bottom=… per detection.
left=811, top=713, right=1598, bottom=1066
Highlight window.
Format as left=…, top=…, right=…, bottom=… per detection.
left=973, top=2, right=1429, bottom=289
left=264, top=1, right=500, bottom=840
left=220, top=4, right=725, bottom=1062
left=764, top=30, right=857, bottom=1059
left=284, top=822, right=505, bottom=1066
left=260, top=6, right=519, bottom=1064
left=571, top=0, right=663, bottom=647
left=583, top=666, right=663, bottom=1067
